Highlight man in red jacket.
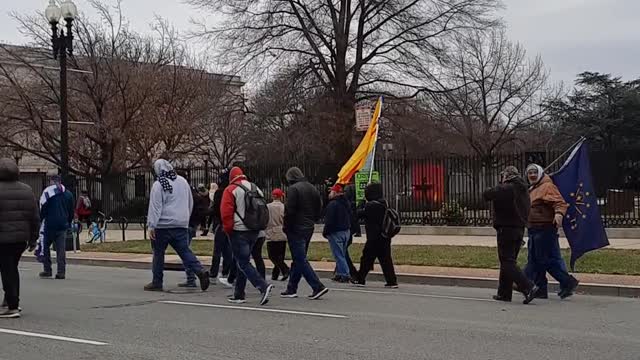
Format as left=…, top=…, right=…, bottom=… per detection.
left=221, top=166, right=273, bottom=305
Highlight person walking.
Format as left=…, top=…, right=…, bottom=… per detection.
left=38, top=175, right=74, bottom=280
left=483, top=166, right=538, bottom=304
left=193, top=184, right=211, bottom=236
left=280, top=167, right=329, bottom=300
left=221, top=166, right=273, bottom=305
left=524, top=164, right=580, bottom=299
left=179, top=185, right=211, bottom=288
left=0, top=159, right=39, bottom=318
left=352, top=183, right=398, bottom=288
left=209, top=171, right=234, bottom=287
left=266, top=189, right=289, bottom=281
left=343, top=182, right=360, bottom=277
left=323, top=184, right=352, bottom=283
left=144, top=159, right=210, bottom=292
left=202, top=182, right=218, bottom=236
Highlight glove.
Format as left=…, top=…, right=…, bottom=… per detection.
left=554, top=213, right=564, bottom=228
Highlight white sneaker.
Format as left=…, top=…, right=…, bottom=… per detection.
left=218, top=277, right=232, bottom=288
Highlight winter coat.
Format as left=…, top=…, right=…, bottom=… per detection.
left=221, top=167, right=265, bottom=234
left=358, top=183, right=387, bottom=242
left=528, top=175, right=568, bottom=228
left=266, top=201, right=286, bottom=242
left=0, top=159, right=40, bottom=247
left=483, top=177, right=530, bottom=229
left=147, top=159, right=192, bottom=229
left=283, top=167, right=322, bottom=234
left=323, top=195, right=351, bottom=237
left=189, top=191, right=210, bottom=228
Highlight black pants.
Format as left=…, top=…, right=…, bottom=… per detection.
left=0, top=243, right=26, bottom=310
left=252, top=236, right=266, bottom=279
left=496, top=227, right=533, bottom=300
left=345, top=235, right=358, bottom=278
left=210, top=225, right=233, bottom=278
left=357, top=237, right=397, bottom=285
left=267, top=241, right=290, bottom=280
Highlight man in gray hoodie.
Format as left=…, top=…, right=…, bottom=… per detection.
left=144, top=159, right=210, bottom=292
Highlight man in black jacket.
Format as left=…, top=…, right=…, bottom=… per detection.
left=209, top=170, right=234, bottom=287
left=483, top=166, right=538, bottom=304
left=353, top=183, right=397, bottom=288
left=0, top=159, right=40, bottom=318
left=280, top=167, right=328, bottom=300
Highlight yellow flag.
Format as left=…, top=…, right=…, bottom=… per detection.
left=336, top=97, right=382, bottom=184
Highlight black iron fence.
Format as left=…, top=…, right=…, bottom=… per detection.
left=20, top=150, right=640, bottom=227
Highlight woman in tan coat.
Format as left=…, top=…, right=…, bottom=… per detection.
left=266, top=189, right=290, bottom=281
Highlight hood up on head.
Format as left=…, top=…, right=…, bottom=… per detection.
left=0, top=158, right=19, bottom=182
left=153, top=159, right=174, bottom=177
left=364, top=182, right=383, bottom=202
left=526, top=163, right=545, bottom=186
left=285, top=167, right=305, bottom=184
left=500, top=166, right=520, bottom=183
left=229, top=166, right=246, bottom=184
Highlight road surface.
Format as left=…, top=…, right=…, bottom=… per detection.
left=1, top=264, right=639, bottom=359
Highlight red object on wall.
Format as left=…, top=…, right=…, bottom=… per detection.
left=412, top=162, right=445, bottom=208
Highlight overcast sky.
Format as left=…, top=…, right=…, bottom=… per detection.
left=1, top=0, right=637, bottom=85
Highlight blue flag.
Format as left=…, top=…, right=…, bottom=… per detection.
left=551, top=141, right=609, bottom=270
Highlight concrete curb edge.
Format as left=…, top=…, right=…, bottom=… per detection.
left=23, top=257, right=640, bottom=298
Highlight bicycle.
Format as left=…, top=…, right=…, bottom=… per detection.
left=87, top=211, right=114, bottom=243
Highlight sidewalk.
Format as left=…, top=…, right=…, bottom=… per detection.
left=23, top=251, right=640, bottom=297
left=102, top=230, right=640, bottom=249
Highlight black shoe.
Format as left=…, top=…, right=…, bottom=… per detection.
left=55, top=274, right=65, bottom=280
left=523, top=285, right=539, bottom=305
left=196, top=271, right=211, bottom=291
left=385, top=283, right=399, bottom=289
left=280, top=290, right=298, bottom=298
left=308, top=287, right=329, bottom=300
left=0, top=309, right=20, bottom=318
left=39, top=272, right=52, bottom=279
left=177, top=282, right=197, bottom=288
left=535, top=290, right=549, bottom=299
left=227, top=296, right=246, bottom=304
left=260, top=284, right=274, bottom=306
left=559, top=279, right=580, bottom=299
left=143, top=283, right=163, bottom=292
left=280, top=273, right=290, bottom=282
left=492, top=295, right=512, bottom=302
left=350, top=278, right=365, bottom=287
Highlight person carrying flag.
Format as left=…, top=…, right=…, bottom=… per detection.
left=524, top=164, right=580, bottom=299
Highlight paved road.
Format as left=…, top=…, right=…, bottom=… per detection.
left=1, top=265, right=639, bottom=360
left=103, top=230, right=640, bottom=249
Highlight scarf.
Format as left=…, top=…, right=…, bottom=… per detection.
left=159, top=170, right=177, bottom=193
left=35, top=183, right=66, bottom=263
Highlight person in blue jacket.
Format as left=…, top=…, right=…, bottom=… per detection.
left=39, top=175, right=75, bottom=279
left=323, top=184, right=352, bottom=283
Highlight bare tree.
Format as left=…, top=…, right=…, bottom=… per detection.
left=187, top=0, right=501, bottom=159
left=426, top=29, right=551, bottom=161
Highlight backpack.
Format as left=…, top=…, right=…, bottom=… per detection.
left=234, top=182, right=270, bottom=231
left=378, top=202, right=401, bottom=240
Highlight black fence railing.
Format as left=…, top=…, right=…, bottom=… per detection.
left=19, top=150, right=640, bottom=227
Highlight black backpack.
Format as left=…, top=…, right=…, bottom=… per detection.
left=234, top=182, right=270, bottom=231
left=380, top=203, right=402, bottom=240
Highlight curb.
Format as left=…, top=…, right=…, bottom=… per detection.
left=23, top=257, right=640, bottom=298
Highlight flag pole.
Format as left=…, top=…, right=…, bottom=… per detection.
left=544, top=136, right=586, bottom=173
left=368, top=97, right=382, bottom=184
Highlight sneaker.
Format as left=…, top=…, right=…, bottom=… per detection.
left=218, top=277, right=233, bottom=288
left=1, top=301, right=22, bottom=312
left=260, top=284, right=274, bottom=306
left=523, top=285, right=539, bottom=305
left=280, top=291, right=298, bottom=298
left=280, top=273, right=290, bottom=282
left=308, top=287, right=329, bottom=300
left=143, top=283, right=163, bottom=292
left=210, top=277, right=217, bottom=285
left=227, top=296, right=246, bottom=304
left=559, top=279, right=580, bottom=299
left=177, top=282, right=198, bottom=288
left=39, top=272, right=52, bottom=278
left=196, top=271, right=211, bottom=291
left=492, top=295, right=512, bottom=302
left=350, top=278, right=366, bottom=287
left=384, top=283, right=399, bottom=289
left=0, top=309, right=20, bottom=319
left=55, top=274, right=66, bottom=280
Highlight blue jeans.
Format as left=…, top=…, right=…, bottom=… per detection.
left=152, top=228, right=204, bottom=287
left=286, top=229, right=324, bottom=293
left=525, top=228, right=574, bottom=293
left=43, top=230, right=66, bottom=275
left=327, top=230, right=350, bottom=277
left=230, top=231, right=268, bottom=299
left=184, top=228, right=197, bottom=284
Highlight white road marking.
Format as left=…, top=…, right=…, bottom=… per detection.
left=0, top=328, right=108, bottom=346
left=161, top=300, right=347, bottom=319
left=331, top=288, right=495, bottom=302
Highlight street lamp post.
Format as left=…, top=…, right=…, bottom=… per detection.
left=45, top=0, right=78, bottom=186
